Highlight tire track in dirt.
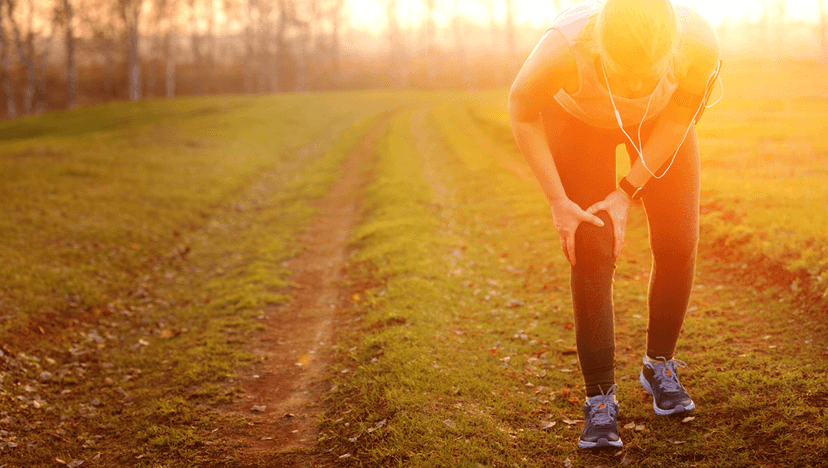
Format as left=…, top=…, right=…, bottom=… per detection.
left=223, top=113, right=391, bottom=467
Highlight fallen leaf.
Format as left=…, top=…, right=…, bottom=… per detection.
left=620, top=455, right=633, bottom=466
left=339, top=454, right=352, bottom=459
left=540, top=421, right=556, bottom=430
left=623, top=422, right=636, bottom=430
left=55, top=459, right=67, bottom=465
left=635, top=424, right=646, bottom=432
left=261, top=437, right=274, bottom=441
left=443, top=419, right=456, bottom=429
left=681, top=416, right=696, bottom=423
left=138, top=339, right=149, bottom=346
left=561, top=418, right=583, bottom=425
left=563, top=458, right=573, bottom=468
left=160, top=329, right=174, bottom=339
left=251, top=405, right=266, bottom=412
left=68, top=461, right=84, bottom=468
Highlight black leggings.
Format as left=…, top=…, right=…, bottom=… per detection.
left=542, top=101, right=700, bottom=397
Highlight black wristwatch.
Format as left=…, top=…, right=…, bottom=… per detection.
left=619, top=177, right=644, bottom=200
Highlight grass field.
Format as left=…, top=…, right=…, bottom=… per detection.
left=1, top=60, right=827, bottom=467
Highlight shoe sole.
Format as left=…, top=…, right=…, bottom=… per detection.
left=578, top=438, right=623, bottom=449
left=639, top=371, right=696, bottom=416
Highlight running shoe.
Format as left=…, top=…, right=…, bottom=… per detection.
left=639, top=356, right=696, bottom=416
left=578, top=384, right=623, bottom=449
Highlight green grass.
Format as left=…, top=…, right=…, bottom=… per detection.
left=321, top=61, right=828, bottom=467
left=0, top=93, right=400, bottom=466
left=1, top=60, right=827, bottom=467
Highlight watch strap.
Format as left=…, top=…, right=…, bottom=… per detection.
left=619, top=177, right=644, bottom=200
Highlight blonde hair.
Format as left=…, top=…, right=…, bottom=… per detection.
left=578, top=0, right=682, bottom=79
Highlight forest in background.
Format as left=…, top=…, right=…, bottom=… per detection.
left=1, top=0, right=827, bottom=122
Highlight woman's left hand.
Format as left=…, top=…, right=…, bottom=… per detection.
left=586, top=189, right=633, bottom=261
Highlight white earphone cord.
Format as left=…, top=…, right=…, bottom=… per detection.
left=604, top=63, right=722, bottom=180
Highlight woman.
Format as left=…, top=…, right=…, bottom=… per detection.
left=508, top=0, right=720, bottom=449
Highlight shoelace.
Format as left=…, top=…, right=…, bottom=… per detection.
left=651, top=357, right=688, bottom=393
left=588, top=384, right=618, bottom=426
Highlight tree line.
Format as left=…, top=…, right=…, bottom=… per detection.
left=0, top=0, right=827, bottom=121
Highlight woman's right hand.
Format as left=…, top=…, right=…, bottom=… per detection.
left=550, top=198, right=605, bottom=266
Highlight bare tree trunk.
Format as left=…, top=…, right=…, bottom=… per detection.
left=35, top=28, right=56, bottom=114
left=129, top=8, right=140, bottom=100
left=166, top=25, right=176, bottom=98
left=504, top=0, right=516, bottom=80
left=294, top=0, right=317, bottom=93
left=256, top=0, right=269, bottom=92
left=103, top=42, right=114, bottom=98
left=483, top=0, right=503, bottom=87
left=119, top=0, right=143, bottom=101
left=243, top=0, right=254, bottom=93
left=819, top=0, right=827, bottom=63
left=146, top=32, right=157, bottom=97
left=423, top=0, right=435, bottom=88
left=0, top=7, right=18, bottom=118
left=761, top=0, right=769, bottom=61
left=452, top=0, right=470, bottom=90
left=5, top=0, right=36, bottom=115
left=385, top=0, right=406, bottom=89
left=205, top=0, right=215, bottom=93
left=63, top=0, right=77, bottom=108
left=189, top=0, right=202, bottom=94
left=329, top=0, right=344, bottom=90
left=272, top=0, right=289, bottom=93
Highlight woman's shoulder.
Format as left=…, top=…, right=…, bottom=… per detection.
left=510, top=28, right=578, bottom=103
left=675, top=5, right=720, bottom=78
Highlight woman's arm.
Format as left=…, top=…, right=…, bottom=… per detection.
left=509, top=30, right=605, bottom=265
left=586, top=13, right=720, bottom=261
left=508, top=29, right=574, bottom=204
left=624, top=15, right=721, bottom=189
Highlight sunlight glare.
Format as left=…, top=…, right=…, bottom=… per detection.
left=347, top=0, right=822, bottom=34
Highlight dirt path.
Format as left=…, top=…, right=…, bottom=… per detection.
left=221, top=115, right=389, bottom=467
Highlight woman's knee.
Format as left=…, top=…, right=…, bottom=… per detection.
left=652, top=232, right=698, bottom=270
left=573, top=211, right=615, bottom=269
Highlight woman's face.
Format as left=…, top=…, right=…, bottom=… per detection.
left=601, top=55, right=664, bottom=99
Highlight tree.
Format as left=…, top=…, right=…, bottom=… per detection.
left=451, top=0, right=470, bottom=90
left=0, top=2, right=18, bottom=118
left=60, top=0, right=77, bottom=108
left=118, top=0, right=143, bottom=101
left=481, top=0, right=503, bottom=87
left=422, top=0, right=436, bottom=88
left=384, top=0, right=407, bottom=89
left=504, top=0, right=516, bottom=80
left=819, top=0, right=827, bottom=62
left=328, top=0, right=345, bottom=89
left=4, top=0, right=39, bottom=115
left=243, top=0, right=255, bottom=93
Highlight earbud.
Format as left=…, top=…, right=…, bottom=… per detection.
left=604, top=61, right=722, bottom=180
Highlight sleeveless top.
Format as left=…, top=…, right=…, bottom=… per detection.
left=548, top=1, right=698, bottom=129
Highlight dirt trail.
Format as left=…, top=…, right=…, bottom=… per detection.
left=223, top=115, right=389, bottom=467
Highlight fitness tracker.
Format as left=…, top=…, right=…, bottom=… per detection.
left=619, top=177, right=644, bottom=201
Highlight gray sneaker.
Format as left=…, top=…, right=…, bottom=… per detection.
left=578, top=384, right=623, bottom=449
left=639, top=356, right=696, bottom=416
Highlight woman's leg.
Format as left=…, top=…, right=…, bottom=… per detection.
left=633, top=127, right=700, bottom=360
left=543, top=105, right=620, bottom=397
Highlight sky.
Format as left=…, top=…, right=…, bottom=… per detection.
left=346, top=0, right=823, bottom=33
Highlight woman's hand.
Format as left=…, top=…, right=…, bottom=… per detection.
left=550, top=198, right=606, bottom=266
left=586, top=189, right=633, bottom=261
